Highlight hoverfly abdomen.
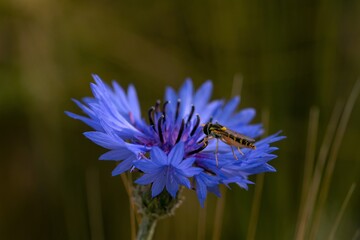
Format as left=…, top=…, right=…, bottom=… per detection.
left=237, top=137, right=256, bottom=150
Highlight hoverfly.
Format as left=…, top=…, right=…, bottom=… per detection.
left=201, top=122, right=256, bottom=166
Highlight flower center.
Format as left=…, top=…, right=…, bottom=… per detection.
left=147, top=99, right=202, bottom=153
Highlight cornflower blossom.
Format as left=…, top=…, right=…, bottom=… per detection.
left=66, top=75, right=285, bottom=207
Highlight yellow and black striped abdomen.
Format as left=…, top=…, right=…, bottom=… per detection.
left=222, top=133, right=256, bottom=150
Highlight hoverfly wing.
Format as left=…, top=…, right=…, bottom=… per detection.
left=225, top=128, right=255, bottom=142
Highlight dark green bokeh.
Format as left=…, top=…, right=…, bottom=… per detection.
left=1, top=0, right=359, bottom=239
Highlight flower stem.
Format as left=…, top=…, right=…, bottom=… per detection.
left=136, top=215, right=158, bottom=240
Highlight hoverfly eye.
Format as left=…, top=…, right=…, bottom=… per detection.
left=203, top=123, right=210, bottom=135
left=203, top=126, right=208, bottom=135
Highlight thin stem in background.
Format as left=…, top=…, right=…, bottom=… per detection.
left=136, top=215, right=157, bottom=240
left=246, top=173, right=264, bottom=240
left=120, top=173, right=130, bottom=194
left=246, top=109, right=270, bottom=240
left=295, top=107, right=319, bottom=236
left=212, top=186, right=227, bottom=240
left=352, top=228, right=360, bottom=240
left=128, top=173, right=139, bottom=239
left=230, top=74, right=243, bottom=98
left=310, top=79, right=360, bottom=239
left=85, top=168, right=105, bottom=240
left=197, top=200, right=207, bottom=240
left=294, top=101, right=343, bottom=240
left=328, top=183, right=356, bottom=240
left=121, top=173, right=137, bottom=240
left=301, top=107, right=319, bottom=208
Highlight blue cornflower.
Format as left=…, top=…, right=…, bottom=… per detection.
left=66, top=74, right=285, bottom=207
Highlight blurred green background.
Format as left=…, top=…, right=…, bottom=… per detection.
left=1, top=0, right=359, bottom=239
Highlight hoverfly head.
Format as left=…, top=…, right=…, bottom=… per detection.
left=203, top=122, right=212, bottom=135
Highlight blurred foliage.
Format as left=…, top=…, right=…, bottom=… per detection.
left=1, top=0, right=359, bottom=239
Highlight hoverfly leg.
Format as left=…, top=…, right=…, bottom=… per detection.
left=231, top=146, right=238, bottom=160
left=202, top=137, right=209, bottom=148
left=237, top=147, right=244, bottom=155
left=215, top=138, right=219, bottom=166
left=188, top=137, right=209, bottom=155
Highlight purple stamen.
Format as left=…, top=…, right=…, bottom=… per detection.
left=187, top=105, right=195, bottom=125
left=175, top=99, right=181, bottom=121
left=157, top=115, right=165, bottom=143
left=187, top=138, right=208, bottom=155
left=148, top=107, right=155, bottom=128
left=162, top=101, right=169, bottom=121
left=155, top=100, right=161, bottom=112
left=175, top=119, right=185, bottom=143
left=190, top=114, right=200, bottom=136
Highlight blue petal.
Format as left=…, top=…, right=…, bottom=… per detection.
left=112, top=81, right=131, bottom=112
left=65, top=111, right=102, bottom=131
left=168, top=142, right=185, bottom=166
left=238, top=179, right=254, bottom=189
left=198, top=100, right=223, bottom=122
left=165, top=87, right=178, bottom=109
left=181, top=167, right=202, bottom=177
left=151, top=174, right=166, bottom=197
left=135, top=160, right=161, bottom=173
left=83, top=131, right=125, bottom=149
left=174, top=174, right=191, bottom=189
left=178, top=79, right=193, bottom=118
left=193, top=80, right=213, bottom=110
left=208, top=185, right=221, bottom=197
left=72, top=99, right=96, bottom=118
left=194, top=172, right=221, bottom=206
left=99, top=149, right=134, bottom=160
left=259, top=133, right=286, bottom=145
left=230, top=108, right=256, bottom=125
left=111, top=158, right=134, bottom=176
left=166, top=175, right=179, bottom=198
left=150, top=147, right=168, bottom=165
left=195, top=177, right=207, bottom=208
left=127, top=85, right=141, bottom=121
left=222, top=176, right=251, bottom=189
left=178, top=157, right=196, bottom=169
left=90, top=81, right=105, bottom=101
left=236, top=124, right=264, bottom=138
left=217, top=97, right=240, bottom=121
left=135, top=173, right=159, bottom=185
left=92, top=74, right=104, bottom=85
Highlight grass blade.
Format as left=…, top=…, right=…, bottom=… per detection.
left=328, top=183, right=356, bottom=240
left=86, top=168, right=105, bottom=240
left=197, top=201, right=207, bottom=240
left=212, top=186, right=226, bottom=240
left=310, top=79, right=360, bottom=238
left=246, top=108, right=270, bottom=240
left=294, top=101, right=342, bottom=240
left=121, top=173, right=137, bottom=240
